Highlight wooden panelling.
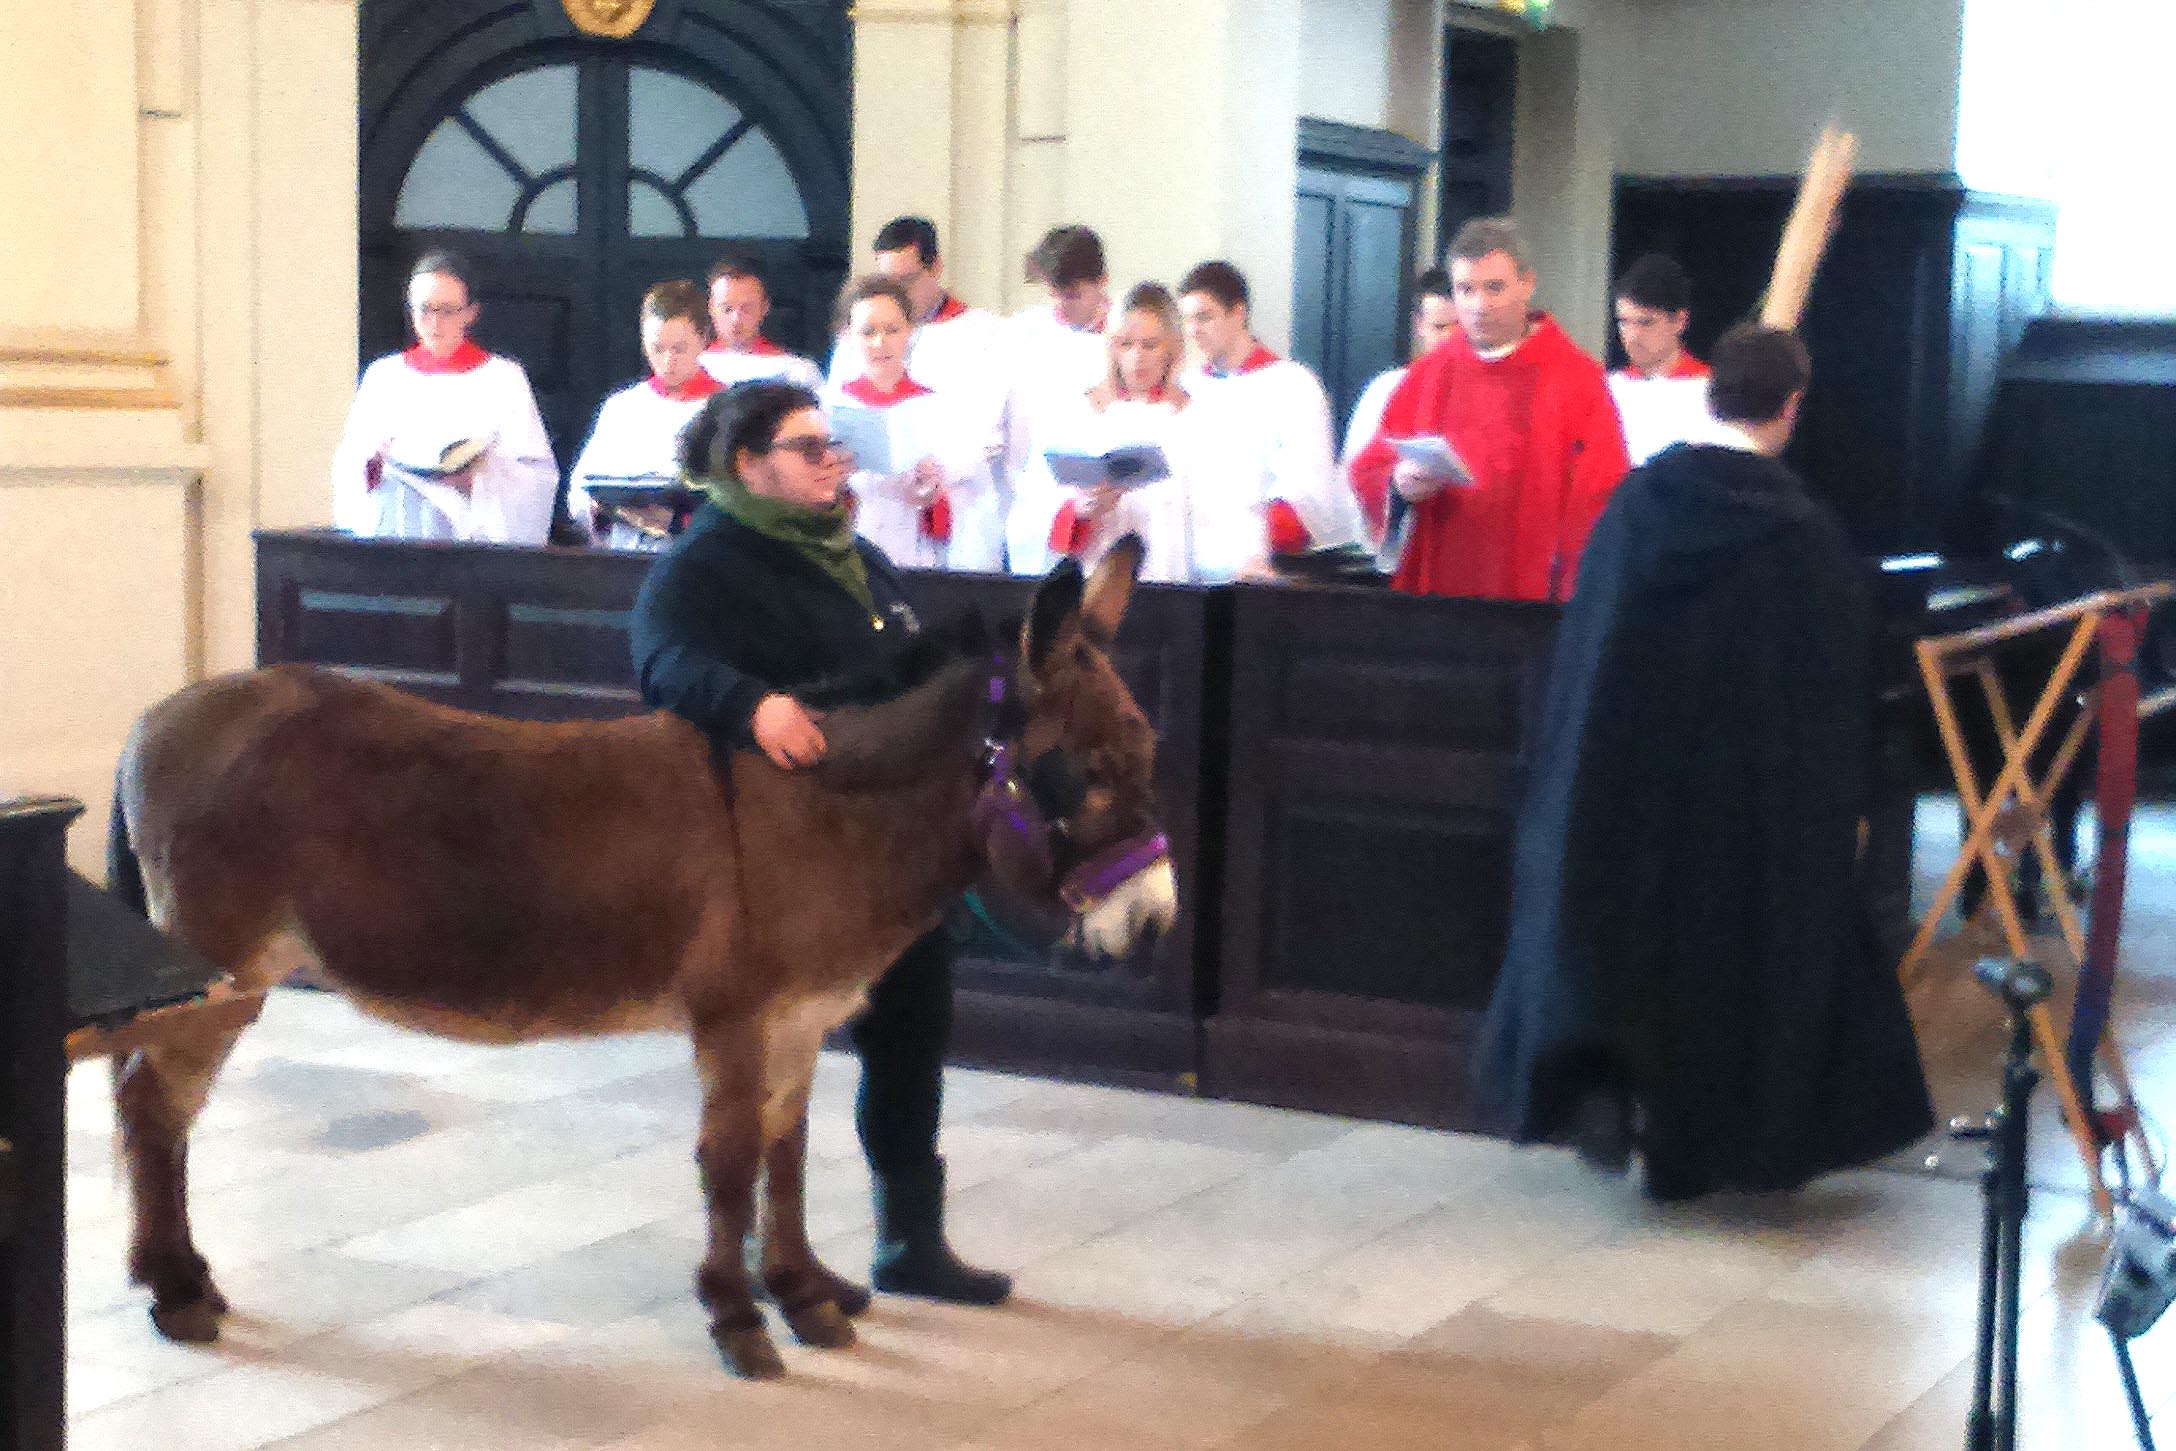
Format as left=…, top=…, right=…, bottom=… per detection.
left=1204, top=586, right=1556, bottom=1128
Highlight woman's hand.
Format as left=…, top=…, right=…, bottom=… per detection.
left=751, top=693, right=827, bottom=770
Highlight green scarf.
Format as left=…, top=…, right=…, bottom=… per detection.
left=698, top=472, right=873, bottom=614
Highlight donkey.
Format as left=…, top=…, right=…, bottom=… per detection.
left=103, top=540, right=1174, bottom=1378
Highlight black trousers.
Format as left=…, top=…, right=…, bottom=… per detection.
left=847, top=927, right=954, bottom=1177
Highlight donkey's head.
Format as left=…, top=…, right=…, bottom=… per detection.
left=979, top=538, right=1177, bottom=959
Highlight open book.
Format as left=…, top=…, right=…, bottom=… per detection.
left=830, top=402, right=899, bottom=476
left=580, top=476, right=700, bottom=512
left=1388, top=434, right=1475, bottom=486
left=379, top=436, right=497, bottom=529
left=1043, top=443, right=1171, bottom=491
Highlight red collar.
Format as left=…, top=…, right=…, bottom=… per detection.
left=649, top=372, right=724, bottom=402
left=843, top=374, right=934, bottom=407
left=1211, top=343, right=1279, bottom=378
left=926, top=293, right=968, bottom=325
left=704, top=336, right=784, bottom=357
left=1622, top=352, right=1710, bottom=381
left=402, top=340, right=490, bottom=375
left=1116, top=384, right=1169, bottom=404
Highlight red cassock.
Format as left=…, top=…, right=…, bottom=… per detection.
left=1350, top=313, right=1631, bottom=602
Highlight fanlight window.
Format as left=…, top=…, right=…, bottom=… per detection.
left=394, top=63, right=809, bottom=241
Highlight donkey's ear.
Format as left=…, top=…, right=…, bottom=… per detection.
left=1025, top=556, right=1085, bottom=674
left=1080, top=534, right=1144, bottom=642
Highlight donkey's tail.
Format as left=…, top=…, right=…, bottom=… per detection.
left=107, top=769, right=149, bottom=918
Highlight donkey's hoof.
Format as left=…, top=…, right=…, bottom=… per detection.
left=814, top=1267, right=873, bottom=1318
left=149, top=1297, right=224, bottom=1344
left=711, top=1325, right=786, bottom=1380
left=782, top=1299, right=856, bottom=1349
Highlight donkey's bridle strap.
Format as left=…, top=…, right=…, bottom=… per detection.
left=1058, top=832, right=1172, bottom=914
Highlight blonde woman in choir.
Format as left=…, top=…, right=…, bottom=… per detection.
left=568, top=280, right=723, bottom=551
left=1010, top=282, right=1198, bottom=582
left=330, top=250, right=558, bottom=544
left=822, top=275, right=1005, bottom=572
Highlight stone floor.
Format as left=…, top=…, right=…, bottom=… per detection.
left=60, top=799, right=2176, bottom=1449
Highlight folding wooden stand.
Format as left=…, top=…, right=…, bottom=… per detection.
left=1902, top=584, right=2174, bottom=1213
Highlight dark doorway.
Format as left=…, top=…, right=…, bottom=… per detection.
left=1291, top=119, right=1435, bottom=433
left=1438, top=25, right=1517, bottom=245
left=358, top=0, right=850, bottom=480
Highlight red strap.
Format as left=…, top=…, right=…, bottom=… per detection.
left=920, top=490, right=953, bottom=542
left=1265, top=500, right=1310, bottom=555
left=1048, top=499, right=1091, bottom=555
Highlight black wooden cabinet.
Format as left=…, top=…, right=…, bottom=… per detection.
left=1612, top=174, right=2055, bottom=554
left=1, top=798, right=80, bottom=1451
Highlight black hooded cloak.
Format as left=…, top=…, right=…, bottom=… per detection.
left=1477, top=442, right=1933, bottom=1200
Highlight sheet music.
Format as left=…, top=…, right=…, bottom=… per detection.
left=831, top=403, right=896, bottom=476
left=1044, top=443, right=1171, bottom=491
left=1389, top=434, right=1474, bottom=486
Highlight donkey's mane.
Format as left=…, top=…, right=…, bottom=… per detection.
left=808, top=650, right=992, bottom=791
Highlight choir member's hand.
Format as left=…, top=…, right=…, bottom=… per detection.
left=1392, top=459, right=1450, bottom=503
left=1077, top=484, right=1122, bottom=522
left=1235, top=556, right=1280, bottom=582
left=909, top=456, right=946, bottom=506
left=751, top=694, right=828, bottom=770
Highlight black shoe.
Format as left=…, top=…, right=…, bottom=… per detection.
left=871, top=1158, right=1013, bottom=1305
left=1567, top=1087, right=1634, bottom=1175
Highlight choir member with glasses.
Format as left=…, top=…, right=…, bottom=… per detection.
left=330, top=250, right=557, bottom=544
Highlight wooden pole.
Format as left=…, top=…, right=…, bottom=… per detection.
left=1762, top=124, right=1858, bottom=330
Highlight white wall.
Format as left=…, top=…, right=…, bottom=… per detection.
left=0, top=0, right=356, bottom=874
left=1297, top=0, right=1396, bottom=131
left=1619, top=0, right=1966, bottom=178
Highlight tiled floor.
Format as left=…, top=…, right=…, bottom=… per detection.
left=60, top=800, right=2176, bottom=1449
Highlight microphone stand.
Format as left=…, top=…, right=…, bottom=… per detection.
left=1957, top=955, right=2052, bottom=1451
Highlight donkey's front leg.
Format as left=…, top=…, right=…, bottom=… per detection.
left=760, top=1105, right=862, bottom=1346
left=691, top=1018, right=782, bottom=1379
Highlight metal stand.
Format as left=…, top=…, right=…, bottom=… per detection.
left=1960, top=956, right=2052, bottom=1451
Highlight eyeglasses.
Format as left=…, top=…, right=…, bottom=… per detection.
left=765, top=435, right=846, bottom=465
left=412, top=303, right=470, bottom=321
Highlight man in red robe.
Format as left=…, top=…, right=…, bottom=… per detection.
left=1350, top=218, right=1631, bottom=601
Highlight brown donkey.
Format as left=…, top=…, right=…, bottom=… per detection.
left=104, top=541, right=1174, bottom=1378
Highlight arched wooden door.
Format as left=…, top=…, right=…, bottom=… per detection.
left=358, top=0, right=850, bottom=485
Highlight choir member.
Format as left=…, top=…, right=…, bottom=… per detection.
left=1004, top=226, right=1113, bottom=509
left=1478, top=325, right=1933, bottom=1199
left=1608, top=253, right=1720, bottom=465
left=1339, top=267, right=1457, bottom=524
left=1348, top=218, right=1630, bottom=601
left=567, top=279, right=722, bottom=551
left=824, top=275, right=1005, bottom=571
left=330, top=250, right=557, bottom=544
left=699, top=251, right=822, bottom=390
left=1010, top=282, right=1197, bottom=581
left=828, top=217, right=1013, bottom=543
left=1174, top=260, right=1363, bottom=580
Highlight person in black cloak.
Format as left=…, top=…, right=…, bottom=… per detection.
left=1476, top=323, right=1934, bottom=1201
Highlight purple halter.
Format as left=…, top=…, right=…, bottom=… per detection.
left=971, top=663, right=1170, bottom=917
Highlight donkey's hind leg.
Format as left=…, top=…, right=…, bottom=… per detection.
left=113, top=996, right=264, bottom=1342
